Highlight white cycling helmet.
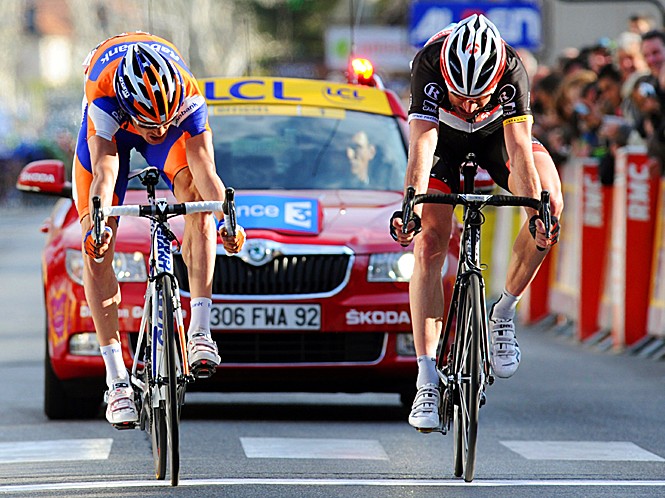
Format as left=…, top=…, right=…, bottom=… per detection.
left=440, top=14, right=507, bottom=98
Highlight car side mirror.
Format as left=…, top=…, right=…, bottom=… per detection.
left=16, top=159, right=72, bottom=198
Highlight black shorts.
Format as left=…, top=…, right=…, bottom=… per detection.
left=429, top=123, right=548, bottom=194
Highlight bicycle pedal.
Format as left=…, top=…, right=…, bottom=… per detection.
left=191, top=361, right=217, bottom=379
left=112, top=421, right=139, bottom=431
left=415, top=427, right=434, bottom=434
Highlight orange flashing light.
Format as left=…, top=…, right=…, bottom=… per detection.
left=351, top=58, right=374, bottom=81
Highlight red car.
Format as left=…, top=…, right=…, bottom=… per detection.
left=17, top=65, right=458, bottom=419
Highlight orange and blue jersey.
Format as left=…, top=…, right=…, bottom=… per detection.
left=73, top=32, right=211, bottom=220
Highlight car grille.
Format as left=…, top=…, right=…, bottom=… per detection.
left=127, top=332, right=386, bottom=364
left=173, top=253, right=352, bottom=296
left=213, top=332, right=386, bottom=364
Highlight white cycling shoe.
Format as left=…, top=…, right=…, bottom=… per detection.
left=408, top=383, right=441, bottom=431
left=187, top=329, right=221, bottom=378
left=104, top=379, right=139, bottom=426
left=489, top=310, right=521, bottom=378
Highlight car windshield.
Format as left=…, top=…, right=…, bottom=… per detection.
left=208, top=107, right=407, bottom=191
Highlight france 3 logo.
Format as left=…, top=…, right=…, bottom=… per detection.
left=235, top=195, right=321, bottom=234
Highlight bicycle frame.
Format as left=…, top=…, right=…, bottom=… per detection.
left=437, top=161, right=491, bottom=389
left=130, top=196, right=189, bottom=413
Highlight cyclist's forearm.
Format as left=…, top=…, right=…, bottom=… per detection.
left=406, top=120, right=439, bottom=195
left=89, top=136, right=120, bottom=219
left=186, top=132, right=227, bottom=221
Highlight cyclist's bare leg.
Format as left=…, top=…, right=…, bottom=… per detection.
left=81, top=216, right=138, bottom=424
left=411, top=200, right=454, bottom=358
left=173, top=168, right=216, bottom=299
left=81, top=215, right=121, bottom=347
left=505, top=150, right=563, bottom=297
left=408, top=200, right=453, bottom=429
left=173, top=168, right=221, bottom=374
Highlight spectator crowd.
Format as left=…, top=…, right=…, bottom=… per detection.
left=529, top=13, right=665, bottom=185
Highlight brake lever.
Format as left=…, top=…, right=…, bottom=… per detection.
left=538, top=190, right=551, bottom=252
left=401, top=186, right=416, bottom=236
left=222, top=187, right=237, bottom=238
left=91, top=196, right=105, bottom=263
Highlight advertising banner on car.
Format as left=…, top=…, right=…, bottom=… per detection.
left=408, top=0, right=542, bottom=50
left=235, top=195, right=322, bottom=235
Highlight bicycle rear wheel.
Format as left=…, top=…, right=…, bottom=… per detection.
left=452, top=273, right=483, bottom=482
left=161, top=275, right=180, bottom=486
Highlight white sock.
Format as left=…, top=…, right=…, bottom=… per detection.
left=416, top=355, right=438, bottom=388
left=491, top=289, right=521, bottom=320
left=100, top=343, right=127, bottom=387
left=188, top=297, right=212, bottom=339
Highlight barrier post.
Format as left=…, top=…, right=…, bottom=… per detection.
left=577, top=159, right=613, bottom=341
left=647, top=179, right=665, bottom=338
left=547, top=159, right=580, bottom=322
left=611, top=147, right=660, bottom=348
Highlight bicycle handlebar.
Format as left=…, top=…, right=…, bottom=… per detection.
left=100, top=200, right=227, bottom=219
left=414, top=192, right=543, bottom=211
left=412, top=189, right=552, bottom=248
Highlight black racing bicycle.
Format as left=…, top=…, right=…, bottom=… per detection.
left=401, top=153, right=551, bottom=482
left=92, top=167, right=236, bottom=486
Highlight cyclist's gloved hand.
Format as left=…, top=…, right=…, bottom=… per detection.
left=390, top=210, right=422, bottom=247
left=529, top=214, right=560, bottom=250
left=83, top=226, right=113, bottom=260
left=217, top=219, right=246, bottom=255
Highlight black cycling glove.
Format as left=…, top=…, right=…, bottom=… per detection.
left=390, top=210, right=422, bottom=244
left=529, top=214, right=560, bottom=249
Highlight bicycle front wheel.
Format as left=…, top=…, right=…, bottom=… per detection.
left=161, top=275, right=180, bottom=486
left=452, top=272, right=483, bottom=482
left=143, top=295, right=167, bottom=481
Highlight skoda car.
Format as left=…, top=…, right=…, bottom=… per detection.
left=18, top=62, right=458, bottom=419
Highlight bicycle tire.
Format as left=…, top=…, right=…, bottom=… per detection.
left=145, top=293, right=167, bottom=481
left=160, top=275, right=180, bottom=486
left=151, top=404, right=167, bottom=479
left=452, top=273, right=483, bottom=482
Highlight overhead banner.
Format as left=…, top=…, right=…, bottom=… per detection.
left=409, top=1, right=542, bottom=50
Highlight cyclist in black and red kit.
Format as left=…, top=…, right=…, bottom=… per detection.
left=391, top=14, right=563, bottom=430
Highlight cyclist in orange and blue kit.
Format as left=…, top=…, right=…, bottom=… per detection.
left=73, top=32, right=245, bottom=426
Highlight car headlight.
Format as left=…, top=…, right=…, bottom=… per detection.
left=65, top=248, right=147, bottom=285
left=367, top=252, right=415, bottom=282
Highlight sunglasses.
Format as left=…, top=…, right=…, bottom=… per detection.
left=132, top=116, right=175, bottom=130
left=448, top=91, right=492, bottom=104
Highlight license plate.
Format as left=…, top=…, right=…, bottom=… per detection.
left=210, top=304, right=321, bottom=330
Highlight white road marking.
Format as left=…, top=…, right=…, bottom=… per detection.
left=0, top=439, right=113, bottom=464
left=2, top=478, right=665, bottom=494
left=501, top=441, right=665, bottom=461
left=240, top=437, right=389, bottom=460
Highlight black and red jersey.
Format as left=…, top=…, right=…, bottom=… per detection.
left=408, top=36, right=532, bottom=134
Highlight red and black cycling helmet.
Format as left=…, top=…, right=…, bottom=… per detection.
left=114, top=42, right=184, bottom=127
left=440, top=14, right=507, bottom=98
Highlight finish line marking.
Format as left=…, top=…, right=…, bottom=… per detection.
left=501, top=441, right=665, bottom=461
left=2, top=478, right=665, bottom=493
left=0, top=439, right=112, bottom=464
